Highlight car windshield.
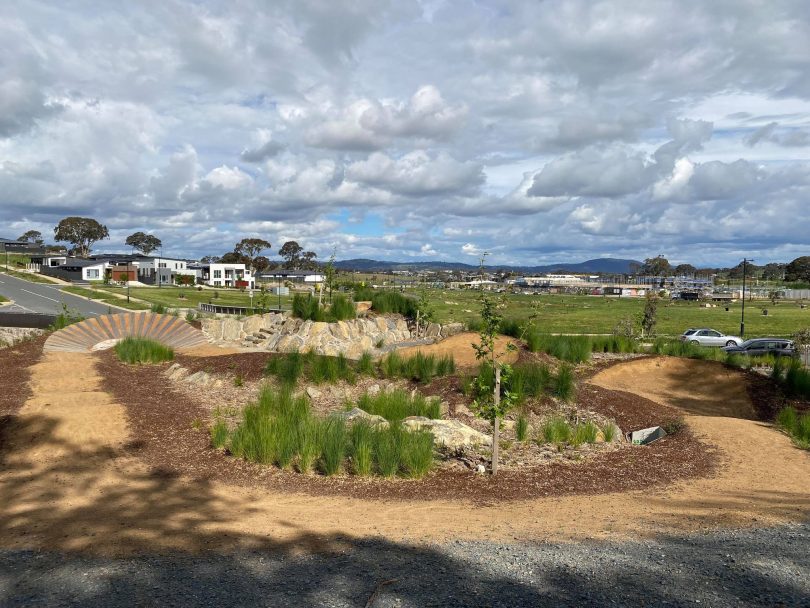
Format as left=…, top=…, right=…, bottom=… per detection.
left=683, top=329, right=697, bottom=335
left=739, top=340, right=759, bottom=348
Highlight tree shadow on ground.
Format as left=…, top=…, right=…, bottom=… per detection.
left=1, top=414, right=809, bottom=607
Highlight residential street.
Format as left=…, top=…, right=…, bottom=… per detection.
left=0, top=272, right=113, bottom=317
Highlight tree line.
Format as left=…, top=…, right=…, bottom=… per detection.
left=14, top=216, right=324, bottom=274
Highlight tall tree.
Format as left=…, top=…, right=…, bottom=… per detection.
left=279, top=240, right=304, bottom=269
left=762, top=262, right=785, bottom=281
left=785, top=256, right=810, bottom=283
left=234, top=238, right=272, bottom=272
left=300, top=250, right=318, bottom=271
left=17, top=230, right=44, bottom=244
left=641, top=255, right=672, bottom=276
left=673, top=263, right=697, bottom=276
left=125, top=231, right=162, bottom=255
left=53, top=217, right=109, bottom=257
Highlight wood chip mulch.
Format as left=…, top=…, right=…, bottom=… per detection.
left=97, top=350, right=719, bottom=504
left=0, top=335, right=47, bottom=461
left=175, top=351, right=272, bottom=382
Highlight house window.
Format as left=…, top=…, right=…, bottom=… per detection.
left=87, top=269, right=100, bottom=279
left=213, top=270, right=222, bottom=278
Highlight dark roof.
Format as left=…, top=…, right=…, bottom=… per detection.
left=59, top=258, right=106, bottom=268
left=257, top=269, right=323, bottom=277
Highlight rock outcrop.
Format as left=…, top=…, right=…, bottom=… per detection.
left=402, top=416, right=492, bottom=449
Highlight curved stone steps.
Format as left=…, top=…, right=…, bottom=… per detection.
left=44, top=313, right=209, bottom=353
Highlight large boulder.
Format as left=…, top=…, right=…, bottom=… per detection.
left=221, top=318, right=242, bottom=341
left=402, top=417, right=492, bottom=449
left=200, top=318, right=223, bottom=340
left=334, top=407, right=390, bottom=429
left=241, top=314, right=264, bottom=336
left=440, top=322, right=464, bottom=338
left=425, top=322, right=441, bottom=338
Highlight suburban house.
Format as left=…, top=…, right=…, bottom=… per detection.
left=41, top=258, right=108, bottom=282
left=190, top=263, right=254, bottom=289
left=256, top=269, right=325, bottom=285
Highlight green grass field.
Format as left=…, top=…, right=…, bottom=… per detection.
left=62, top=286, right=151, bottom=311
left=0, top=294, right=8, bottom=303
left=0, top=268, right=61, bottom=284
left=96, top=285, right=294, bottom=311
left=420, top=289, right=810, bottom=338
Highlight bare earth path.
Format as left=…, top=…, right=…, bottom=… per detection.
left=1, top=351, right=808, bottom=561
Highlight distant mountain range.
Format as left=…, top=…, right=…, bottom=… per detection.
left=333, top=257, right=641, bottom=274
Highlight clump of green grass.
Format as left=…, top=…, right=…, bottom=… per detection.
left=399, top=429, right=434, bottom=478
left=601, top=422, right=619, bottom=442
left=552, top=364, right=576, bottom=401
left=509, top=362, right=551, bottom=402
left=776, top=406, right=810, bottom=449
left=375, top=427, right=402, bottom=477
left=150, top=302, right=167, bottom=314
left=784, top=360, right=810, bottom=399
left=357, top=352, right=374, bottom=375
left=379, top=351, right=456, bottom=384
left=541, top=417, right=572, bottom=444
left=573, top=421, right=599, bottom=445
left=320, top=417, right=348, bottom=475
left=498, top=318, right=523, bottom=338
left=297, top=418, right=322, bottom=474
left=515, top=415, right=529, bottom=441
left=357, top=389, right=441, bottom=422
left=210, top=420, right=229, bottom=449
left=525, top=333, right=591, bottom=363
left=264, top=351, right=356, bottom=386
left=291, top=293, right=356, bottom=322
left=590, top=335, right=641, bottom=354
left=369, top=291, right=418, bottom=318
left=350, top=421, right=374, bottom=476
left=114, top=336, right=174, bottom=364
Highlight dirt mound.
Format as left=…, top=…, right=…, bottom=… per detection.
left=589, top=356, right=756, bottom=419
left=397, top=332, right=519, bottom=368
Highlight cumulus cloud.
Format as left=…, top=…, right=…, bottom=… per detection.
left=2, top=0, right=810, bottom=265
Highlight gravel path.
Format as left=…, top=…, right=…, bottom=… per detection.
left=2, top=523, right=808, bottom=607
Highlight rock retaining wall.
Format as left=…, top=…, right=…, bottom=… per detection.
left=200, top=313, right=467, bottom=358
left=0, top=327, right=44, bottom=348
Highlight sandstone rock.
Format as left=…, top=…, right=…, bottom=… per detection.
left=476, top=464, right=486, bottom=474
left=425, top=322, right=441, bottom=338
left=367, top=383, right=381, bottom=396
left=355, top=301, right=372, bottom=314
left=335, top=407, right=390, bottom=428
left=185, top=371, right=212, bottom=386
left=306, top=386, right=321, bottom=399
left=221, top=318, right=242, bottom=341
left=200, top=318, right=222, bottom=341
left=241, top=315, right=264, bottom=335
left=440, top=322, right=464, bottom=338
left=402, top=417, right=493, bottom=449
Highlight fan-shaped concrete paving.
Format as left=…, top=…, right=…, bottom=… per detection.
left=43, top=313, right=209, bottom=353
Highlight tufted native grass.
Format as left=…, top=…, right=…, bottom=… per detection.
left=114, top=336, right=174, bottom=364
left=357, top=389, right=441, bottom=422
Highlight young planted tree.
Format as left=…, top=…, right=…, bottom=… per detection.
left=53, top=217, right=109, bottom=257
left=470, top=254, right=516, bottom=475
left=125, top=231, right=162, bottom=255
left=640, top=291, right=659, bottom=337
left=319, top=248, right=336, bottom=308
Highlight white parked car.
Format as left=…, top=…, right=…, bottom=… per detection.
left=679, top=328, right=743, bottom=347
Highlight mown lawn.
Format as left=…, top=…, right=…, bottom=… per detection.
left=419, top=289, right=810, bottom=338
left=96, top=285, right=293, bottom=310
left=62, top=286, right=151, bottom=310
left=0, top=269, right=61, bottom=284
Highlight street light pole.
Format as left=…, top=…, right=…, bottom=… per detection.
left=740, top=258, right=753, bottom=338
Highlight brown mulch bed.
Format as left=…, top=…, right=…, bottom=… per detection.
left=175, top=351, right=273, bottom=382
left=0, top=335, right=46, bottom=417
left=97, top=350, right=718, bottom=504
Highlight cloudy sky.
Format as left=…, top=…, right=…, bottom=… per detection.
left=2, top=1, right=810, bottom=266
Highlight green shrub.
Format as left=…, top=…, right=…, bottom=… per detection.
left=775, top=406, right=810, bottom=449
left=552, top=364, right=576, bottom=401
left=400, top=429, right=434, bottom=478
left=771, top=356, right=785, bottom=381
left=777, top=406, right=799, bottom=434
left=265, top=352, right=304, bottom=385
left=210, top=420, right=229, bottom=449
left=150, top=302, right=167, bottom=314
left=382, top=350, right=403, bottom=378
left=114, top=337, right=174, bottom=364
left=662, top=417, right=686, bottom=436
left=784, top=360, right=810, bottom=399
left=357, top=389, right=441, bottom=422
left=320, top=417, right=347, bottom=475
left=724, top=353, right=748, bottom=369
left=358, top=352, right=375, bottom=375
left=515, top=415, right=529, bottom=441
left=435, top=354, right=456, bottom=376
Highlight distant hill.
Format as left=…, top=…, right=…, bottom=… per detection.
left=334, top=257, right=641, bottom=274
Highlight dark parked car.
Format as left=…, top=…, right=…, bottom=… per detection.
left=722, top=338, right=797, bottom=358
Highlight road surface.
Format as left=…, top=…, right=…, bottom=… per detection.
left=0, top=272, right=114, bottom=317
